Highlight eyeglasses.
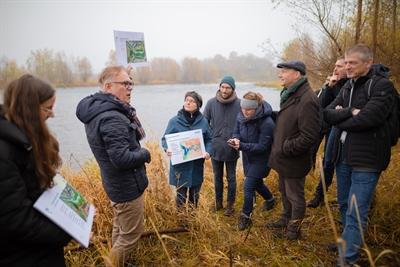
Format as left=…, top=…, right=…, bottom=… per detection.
left=41, top=105, right=55, bottom=115
left=184, top=98, right=196, bottom=104
left=110, top=81, right=134, bottom=89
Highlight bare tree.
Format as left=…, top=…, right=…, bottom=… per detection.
left=105, top=50, right=117, bottom=66
left=181, top=57, right=203, bottom=83
left=136, top=66, right=152, bottom=85
left=76, top=57, right=93, bottom=83
left=355, top=0, right=363, bottom=43
left=26, top=48, right=57, bottom=82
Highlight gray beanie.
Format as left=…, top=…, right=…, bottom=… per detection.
left=219, top=76, right=236, bottom=90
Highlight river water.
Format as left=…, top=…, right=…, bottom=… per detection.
left=1, top=83, right=281, bottom=167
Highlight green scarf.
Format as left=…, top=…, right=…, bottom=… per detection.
left=280, top=77, right=306, bottom=108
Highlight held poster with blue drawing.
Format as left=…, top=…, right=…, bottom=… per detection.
left=165, top=129, right=206, bottom=166
left=113, top=30, right=148, bottom=67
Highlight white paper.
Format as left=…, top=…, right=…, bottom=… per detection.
left=164, top=129, right=206, bottom=165
left=113, top=30, right=148, bottom=67
left=34, top=174, right=95, bottom=248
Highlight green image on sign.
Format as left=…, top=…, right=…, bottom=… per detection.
left=126, top=41, right=147, bottom=63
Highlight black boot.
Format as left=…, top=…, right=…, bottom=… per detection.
left=308, top=193, right=324, bottom=208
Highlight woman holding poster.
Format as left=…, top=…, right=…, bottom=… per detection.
left=228, top=91, right=276, bottom=231
left=161, top=91, right=212, bottom=217
left=0, top=75, right=72, bottom=266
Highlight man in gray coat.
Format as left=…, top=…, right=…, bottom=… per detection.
left=267, top=60, right=319, bottom=239
left=203, top=76, right=241, bottom=216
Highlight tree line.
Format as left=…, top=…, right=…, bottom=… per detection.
left=0, top=49, right=278, bottom=88
left=264, top=0, right=399, bottom=88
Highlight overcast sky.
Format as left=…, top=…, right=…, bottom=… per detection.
left=1, top=0, right=294, bottom=73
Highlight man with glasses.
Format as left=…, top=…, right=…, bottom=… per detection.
left=203, top=76, right=241, bottom=216
left=76, top=65, right=150, bottom=267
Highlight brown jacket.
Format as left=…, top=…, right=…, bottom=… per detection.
left=268, top=80, right=319, bottom=177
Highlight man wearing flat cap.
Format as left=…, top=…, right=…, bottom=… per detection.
left=267, top=60, right=319, bottom=240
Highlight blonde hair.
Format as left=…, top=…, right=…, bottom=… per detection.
left=98, top=65, right=126, bottom=90
left=242, top=91, right=263, bottom=106
left=1, top=74, right=61, bottom=189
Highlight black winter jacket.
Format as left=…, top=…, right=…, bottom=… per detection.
left=76, top=93, right=150, bottom=203
left=0, top=114, right=71, bottom=267
left=323, top=68, right=395, bottom=170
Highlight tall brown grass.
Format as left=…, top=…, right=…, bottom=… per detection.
left=62, top=136, right=400, bottom=266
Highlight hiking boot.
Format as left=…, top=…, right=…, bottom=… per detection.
left=266, top=218, right=289, bottom=229
left=308, top=193, right=324, bottom=208
left=274, top=220, right=302, bottom=240
left=260, top=198, right=276, bottom=211
left=210, top=200, right=223, bottom=213
left=224, top=201, right=235, bottom=216
left=237, top=213, right=252, bottom=231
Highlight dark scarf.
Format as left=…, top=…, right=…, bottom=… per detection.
left=182, top=107, right=199, bottom=126
left=216, top=90, right=237, bottom=104
left=102, top=91, right=146, bottom=140
left=238, top=105, right=262, bottom=123
left=280, top=77, right=306, bottom=108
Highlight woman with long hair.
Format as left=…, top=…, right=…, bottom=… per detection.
left=228, top=91, right=276, bottom=231
left=0, top=74, right=72, bottom=266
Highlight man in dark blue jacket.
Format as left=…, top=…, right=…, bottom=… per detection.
left=323, top=44, right=396, bottom=267
left=76, top=66, right=151, bottom=267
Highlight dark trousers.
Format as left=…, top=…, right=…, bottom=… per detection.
left=278, top=174, right=306, bottom=221
left=176, top=184, right=202, bottom=208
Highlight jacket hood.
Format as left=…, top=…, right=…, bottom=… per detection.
left=371, top=64, right=391, bottom=79
left=239, top=100, right=273, bottom=123
left=76, top=92, right=126, bottom=124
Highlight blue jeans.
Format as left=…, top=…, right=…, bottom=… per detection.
left=176, top=184, right=202, bottom=208
left=315, top=126, right=337, bottom=197
left=335, top=148, right=381, bottom=266
left=211, top=159, right=237, bottom=202
left=242, top=176, right=273, bottom=217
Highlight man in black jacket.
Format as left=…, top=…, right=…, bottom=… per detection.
left=76, top=66, right=151, bottom=267
left=308, top=56, right=348, bottom=208
left=323, top=44, right=396, bottom=267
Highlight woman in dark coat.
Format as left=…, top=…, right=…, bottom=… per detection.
left=228, top=91, right=276, bottom=231
left=0, top=75, right=72, bottom=266
left=161, top=91, right=212, bottom=210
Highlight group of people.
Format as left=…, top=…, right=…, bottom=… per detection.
left=0, top=43, right=397, bottom=267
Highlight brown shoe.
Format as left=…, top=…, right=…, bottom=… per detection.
left=224, top=201, right=235, bottom=216
left=266, top=218, right=289, bottom=229
left=210, top=200, right=223, bottom=213
left=274, top=220, right=302, bottom=240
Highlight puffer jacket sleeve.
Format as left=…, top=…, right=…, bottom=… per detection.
left=99, top=116, right=150, bottom=170
left=0, top=151, right=71, bottom=246
left=337, top=79, right=395, bottom=132
left=323, top=86, right=354, bottom=126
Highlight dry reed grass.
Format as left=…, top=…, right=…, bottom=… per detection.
left=62, top=136, right=400, bottom=267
